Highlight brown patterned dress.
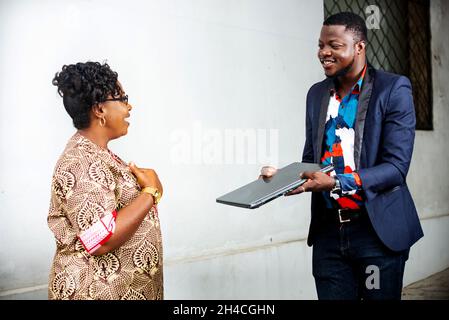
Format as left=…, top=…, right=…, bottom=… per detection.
left=47, top=132, right=163, bottom=300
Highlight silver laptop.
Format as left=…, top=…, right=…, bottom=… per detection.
left=216, top=162, right=334, bottom=209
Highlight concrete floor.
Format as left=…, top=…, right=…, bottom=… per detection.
left=402, top=267, right=449, bottom=300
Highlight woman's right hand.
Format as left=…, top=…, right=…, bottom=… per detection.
left=129, top=162, right=161, bottom=191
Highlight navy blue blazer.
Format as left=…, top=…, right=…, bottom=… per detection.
left=302, top=65, right=424, bottom=252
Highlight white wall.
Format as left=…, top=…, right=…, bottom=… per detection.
left=0, top=0, right=447, bottom=300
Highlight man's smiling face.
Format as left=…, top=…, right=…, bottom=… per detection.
left=318, top=25, right=359, bottom=78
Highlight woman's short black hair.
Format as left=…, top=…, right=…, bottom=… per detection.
left=323, top=12, right=368, bottom=42
left=52, top=62, right=121, bottom=129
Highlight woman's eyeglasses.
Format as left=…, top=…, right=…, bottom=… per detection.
left=104, top=94, right=129, bottom=104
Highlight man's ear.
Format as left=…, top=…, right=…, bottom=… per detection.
left=356, top=41, right=366, bottom=55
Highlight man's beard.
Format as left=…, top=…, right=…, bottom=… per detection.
left=326, top=56, right=355, bottom=79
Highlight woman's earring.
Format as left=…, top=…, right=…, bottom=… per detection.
left=99, top=116, right=106, bottom=127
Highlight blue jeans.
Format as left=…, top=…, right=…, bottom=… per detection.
left=312, top=214, right=409, bottom=300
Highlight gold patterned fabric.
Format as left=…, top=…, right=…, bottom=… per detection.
left=47, top=132, right=163, bottom=300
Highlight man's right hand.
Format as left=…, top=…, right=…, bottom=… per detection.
left=259, top=166, right=278, bottom=178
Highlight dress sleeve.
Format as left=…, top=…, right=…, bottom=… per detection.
left=48, top=152, right=117, bottom=254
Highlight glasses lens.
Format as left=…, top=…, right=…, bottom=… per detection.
left=103, top=94, right=128, bottom=104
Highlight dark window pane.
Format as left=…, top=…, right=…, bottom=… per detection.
left=408, top=0, right=432, bottom=130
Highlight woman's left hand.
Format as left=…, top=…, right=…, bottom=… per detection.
left=141, top=168, right=164, bottom=197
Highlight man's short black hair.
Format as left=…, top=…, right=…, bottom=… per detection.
left=52, top=62, right=121, bottom=129
left=323, top=12, right=368, bottom=42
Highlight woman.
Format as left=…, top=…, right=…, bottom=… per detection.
left=48, top=62, right=164, bottom=300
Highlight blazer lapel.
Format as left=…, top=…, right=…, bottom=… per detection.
left=315, top=79, right=334, bottom=162
left=354, top=65, right=375, bottom=170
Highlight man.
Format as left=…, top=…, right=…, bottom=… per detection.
left=261, top=12, right=423, bottom=299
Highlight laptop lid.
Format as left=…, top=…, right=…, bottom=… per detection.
left=216, top=162, right=333, bottom=209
